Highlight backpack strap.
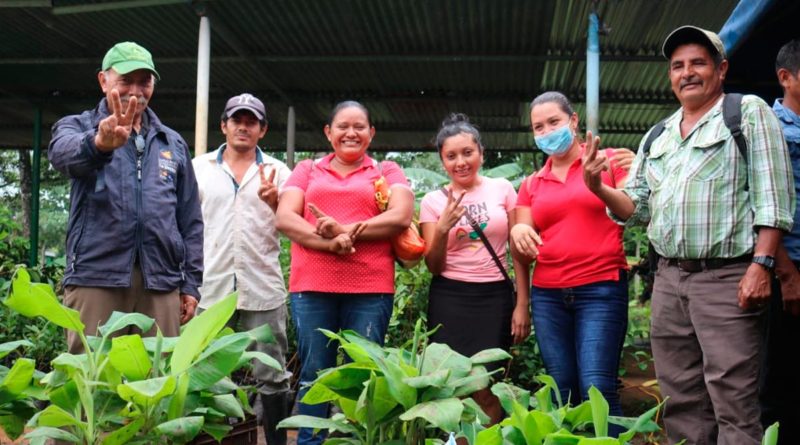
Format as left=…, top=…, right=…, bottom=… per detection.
left=642, top=120, right=667, bottom=157
left=722, top=93, right=747, bottom=162
left=722, top=93, right=748, bottom=191
left=639, top=120, right=668, bottom=275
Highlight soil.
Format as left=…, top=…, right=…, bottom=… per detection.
left=619, top=345, right=667, bottom=445
left=0, top=429, right=35, bottom=445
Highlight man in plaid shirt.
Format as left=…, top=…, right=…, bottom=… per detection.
left=583, top=26, right=794, bottom=444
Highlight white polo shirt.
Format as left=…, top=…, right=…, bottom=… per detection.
left=193, top=145, right=292, bottom=311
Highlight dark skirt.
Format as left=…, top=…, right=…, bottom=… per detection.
left=427, top=275, right=514, bottom=364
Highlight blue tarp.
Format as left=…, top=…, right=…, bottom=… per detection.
left=719, top=0, right=778, bottom=56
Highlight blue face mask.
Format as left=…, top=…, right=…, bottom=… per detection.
left=534, top=124, right=574, bottom=156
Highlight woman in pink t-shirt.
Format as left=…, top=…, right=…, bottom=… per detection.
left=510, top=91, right=633, bottom=421
left=276, top=101, right=414, bottom=445
left=419, top=113, right=531, bottom=424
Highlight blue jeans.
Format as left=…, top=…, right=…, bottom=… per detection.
left=290, top=292, right=394, bottom=445
left=531, top=271, right=628, bottom=419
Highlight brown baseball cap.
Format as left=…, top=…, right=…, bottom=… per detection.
left=662, top=25, right=726, bottom=60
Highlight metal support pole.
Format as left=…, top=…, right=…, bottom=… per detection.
left=286, top=106, right=296, bottom=168
left=194, top=15, right=211, bottom=156
left=29, top=107, right=42, bottom=267
left=586, top=11, right=600, bottom=135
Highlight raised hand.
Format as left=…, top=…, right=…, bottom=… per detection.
left=582, top=130, right=608, bottom=193
left=95, top=89, right=138, bottom=152
left=258, top=165, right=278, bottom=209
left=510, top=223, right=543, bottom=260
left=308, top=202, right=345, bottom=239
left=436, top=189, right=466, bottom=235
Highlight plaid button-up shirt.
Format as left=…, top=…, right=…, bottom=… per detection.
left=613, top=94, right=794, bottom=259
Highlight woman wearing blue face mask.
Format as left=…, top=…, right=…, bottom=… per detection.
left=510, top=91, right=633, bottom=420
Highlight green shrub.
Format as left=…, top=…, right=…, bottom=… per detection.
left=0, top=209, right=67, bottom=371
left=5, top=268, right=280, bottom=444
left=279, top=320, right=511, bottom=444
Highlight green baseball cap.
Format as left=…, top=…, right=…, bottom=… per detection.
left=101, top=41, right=160, bottom=80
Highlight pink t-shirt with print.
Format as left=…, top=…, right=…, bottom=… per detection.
left=282, top=154, right=411, bottom=294
left=419, top=176, right=517, bottom=283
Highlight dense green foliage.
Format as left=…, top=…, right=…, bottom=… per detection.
left=6, top=270, right=279, bottom=444
left=0, top=208, right=66, bottom=370
left=475, top=376, right=664, bottom=444
left=279, top=321, right=511, bottom=444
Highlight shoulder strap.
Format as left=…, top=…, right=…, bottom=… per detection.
left=722, top=93, right=748, bottom=190
left=722, top=93, right=747, bottom=162
left=642, top=120, right=667, bottom=157
left=640, top=120, right=667, bottom=274
left=439, top=188, right=515, bottom=293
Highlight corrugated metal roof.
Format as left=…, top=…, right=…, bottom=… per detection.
left=0, top=0, right=739, bottom=153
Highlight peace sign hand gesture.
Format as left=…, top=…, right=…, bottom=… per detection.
left=582, top=131, right=608, bottom=193
left=329, top=222, right=367, bottom=255
left=436, top=189, right=466, bottom=235
left=95, top=89, right=139, bottom=152
left=258, top=165, right=278, bottom=210
left=308, top=203, right=346, bottom=239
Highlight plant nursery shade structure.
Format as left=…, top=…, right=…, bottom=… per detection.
left=3, top=0, right=750, bottom=156
left=3, top=0, right=797, bottom=265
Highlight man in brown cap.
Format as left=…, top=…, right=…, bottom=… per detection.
left=583, top=26, right=794, bottom=444
left=48, top=42, right=203, bottom=351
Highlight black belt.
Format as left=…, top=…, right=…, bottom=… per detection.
left=666, top=255, right=752, bottom=273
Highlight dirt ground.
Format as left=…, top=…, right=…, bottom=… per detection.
left=619, top=347, right=667, bottom=445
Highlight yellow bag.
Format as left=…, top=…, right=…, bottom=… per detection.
left=374, top=173, right=425, bottom=268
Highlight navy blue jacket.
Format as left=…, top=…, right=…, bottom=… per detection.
left=48, top=99, right=203, bottom=299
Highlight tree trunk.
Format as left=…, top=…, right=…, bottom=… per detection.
left=18, top=148, right=32, bottom=238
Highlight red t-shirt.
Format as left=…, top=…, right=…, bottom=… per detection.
left=282, top=154, right=410, bottom=293
left=516, top=146, right=628, bottom=288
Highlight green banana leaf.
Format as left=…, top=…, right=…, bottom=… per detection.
left=109, top=335, right=151, bottom=381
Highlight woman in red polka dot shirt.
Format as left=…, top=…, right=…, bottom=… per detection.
left=275, top=101, right=414, bottom=445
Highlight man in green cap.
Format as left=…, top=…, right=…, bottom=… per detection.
left=48, top=42, right=204, bottom=352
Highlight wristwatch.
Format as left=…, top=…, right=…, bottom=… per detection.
left=752, top=255, right=776, bottom=271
